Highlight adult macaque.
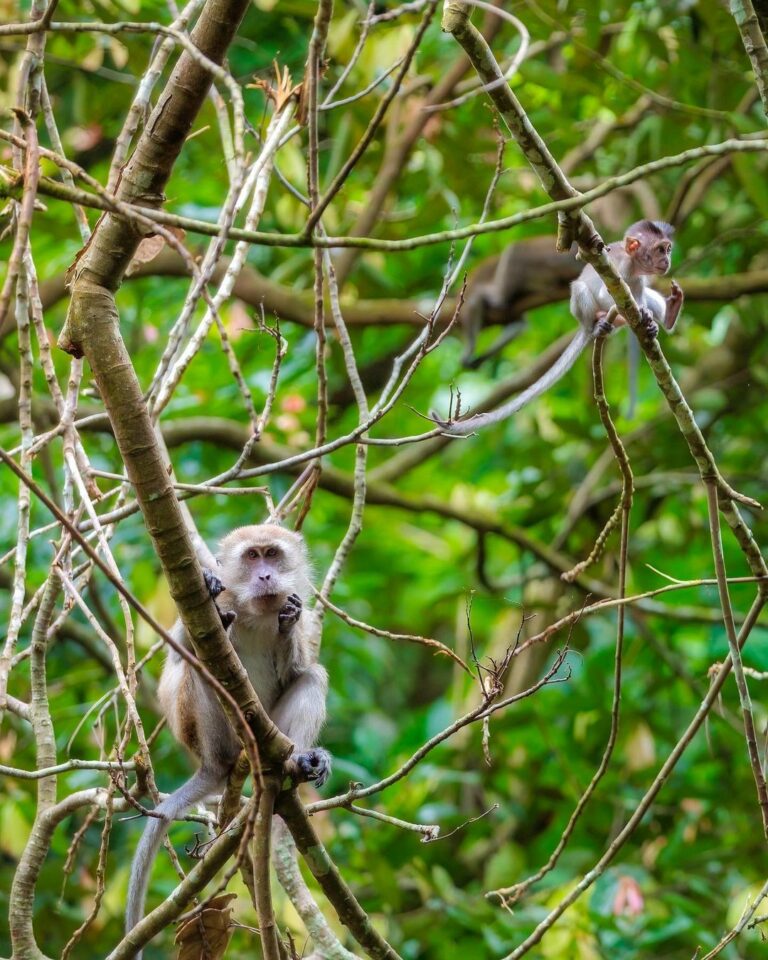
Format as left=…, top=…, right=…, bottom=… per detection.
left=461, top=236, right=581, bottom=368
left=444, top=221, right=683, bottom=435
left=126, top=524, right=329, bottom=950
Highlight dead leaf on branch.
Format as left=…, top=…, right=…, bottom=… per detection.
left=249, top=61, right=303, bottom=115
left=174, top=893, right=237, bottom=960
left=126, top=227, right=186, bottom=277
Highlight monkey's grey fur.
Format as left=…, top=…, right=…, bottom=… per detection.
left=125, top=524, right=329, bottom=954
left=443, top=221, right=682, bottom=435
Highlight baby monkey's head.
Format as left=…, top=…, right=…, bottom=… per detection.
left=217, top=524, right=310, bottom=616
left=623, top=219, right=674, bottom=277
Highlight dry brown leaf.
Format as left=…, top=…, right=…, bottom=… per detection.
left=126, top=227, right=186, bottom=276
left=249, top=61, right=302, bottom=115
left=174, top=893, right=237, bottom=960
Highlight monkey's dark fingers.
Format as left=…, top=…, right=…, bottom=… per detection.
left=203, top=568, right=225, bottom=599
left=637, top=307, right=659, bottom=341
left=594, top=317, right=615, bottom=338
left=288, top=748, right=331, bottom=788
left=278, top=595, right=302, bottom=634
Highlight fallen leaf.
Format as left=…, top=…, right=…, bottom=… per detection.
left=175, top=894, right=237, bottom=960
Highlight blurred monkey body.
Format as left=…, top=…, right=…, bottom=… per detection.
left=462, top=236, right=581, bottom=367
left=126, top=524, right=329, bottom=952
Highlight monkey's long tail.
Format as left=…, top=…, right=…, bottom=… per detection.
left=625, top=332, right=640, bottom=419
left=124, top=766, right=224, bottom=958
left=443, top=328, right=591, bottom=435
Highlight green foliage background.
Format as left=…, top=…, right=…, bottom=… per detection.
left=1, top=1, right=768, bottom=958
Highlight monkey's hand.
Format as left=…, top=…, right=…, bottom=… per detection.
left=663, top=280, right=684, bottom=331
left=278, top=593, right=302, bottom=635
left=203, top=567, right=224, bottom=599
left=203, top=568, right=236, bottom=629
left=286, top=748, right=331, bottom=788
left=637, top=306, right=659, bottom=341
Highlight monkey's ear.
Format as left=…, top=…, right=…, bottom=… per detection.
left=625, top=236, right=641, bottom=255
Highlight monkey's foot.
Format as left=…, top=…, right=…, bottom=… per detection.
left=287, top=748, right=331, bottom=788
left=594, top=316, right=615, bottom=338
left=278, top=593, right=302, bottom=634
left=638, top=306, right=659, bottom=340
left=203, top=568, right=225, bottom=599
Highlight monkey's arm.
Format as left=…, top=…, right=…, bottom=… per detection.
left=662, top=280, right=684, bottom=331
left=641, top=282, right=683, bottom=333
left=271, top=663, right=331, bottom=785
left=461, top=282, right=492, bottom=367
left=642, top=286, right=666, bottom=325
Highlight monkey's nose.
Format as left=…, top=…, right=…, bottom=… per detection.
left=259, top=573, right=271, bottom=581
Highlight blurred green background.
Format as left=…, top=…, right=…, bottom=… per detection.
left=2, top=1, right=768, bottom=957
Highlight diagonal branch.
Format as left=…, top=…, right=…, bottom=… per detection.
left=729, top=0, right=768, bottom=116
left=441, top=1, right=767, bottom=553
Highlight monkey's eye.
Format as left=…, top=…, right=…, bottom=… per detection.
left=265, top=547, right=278, bottom=558
left=246, top=548, right=259, bottom=560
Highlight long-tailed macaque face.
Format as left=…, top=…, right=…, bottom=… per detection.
left=217, top=524, right=309, bottom=615
left=623, top=219, right=674, bottom=276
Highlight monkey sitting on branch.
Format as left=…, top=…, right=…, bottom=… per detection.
left=126, top=523, right=330, bottom=948
left=442, top=220, right=684, bottom=435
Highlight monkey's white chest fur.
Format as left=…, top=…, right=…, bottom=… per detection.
left=230, top=618, right=283, bottom=711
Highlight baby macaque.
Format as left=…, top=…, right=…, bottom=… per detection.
left=126, top=524, right=329, bottom=949
left=571, top=219, right=683, bottom=337
left=443, top=220, right=683, bottom=435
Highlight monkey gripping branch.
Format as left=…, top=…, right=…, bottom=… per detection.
left=51, top=3, right=403, bottom=960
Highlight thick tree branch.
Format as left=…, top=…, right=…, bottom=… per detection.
left=56, top=0, right=291, bottom=766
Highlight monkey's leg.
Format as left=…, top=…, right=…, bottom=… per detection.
left=593, top=306, right=619, bottom=338
left=463, top=317, right=527, bottom=369
left=271, top=664, right=331, bottom=787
